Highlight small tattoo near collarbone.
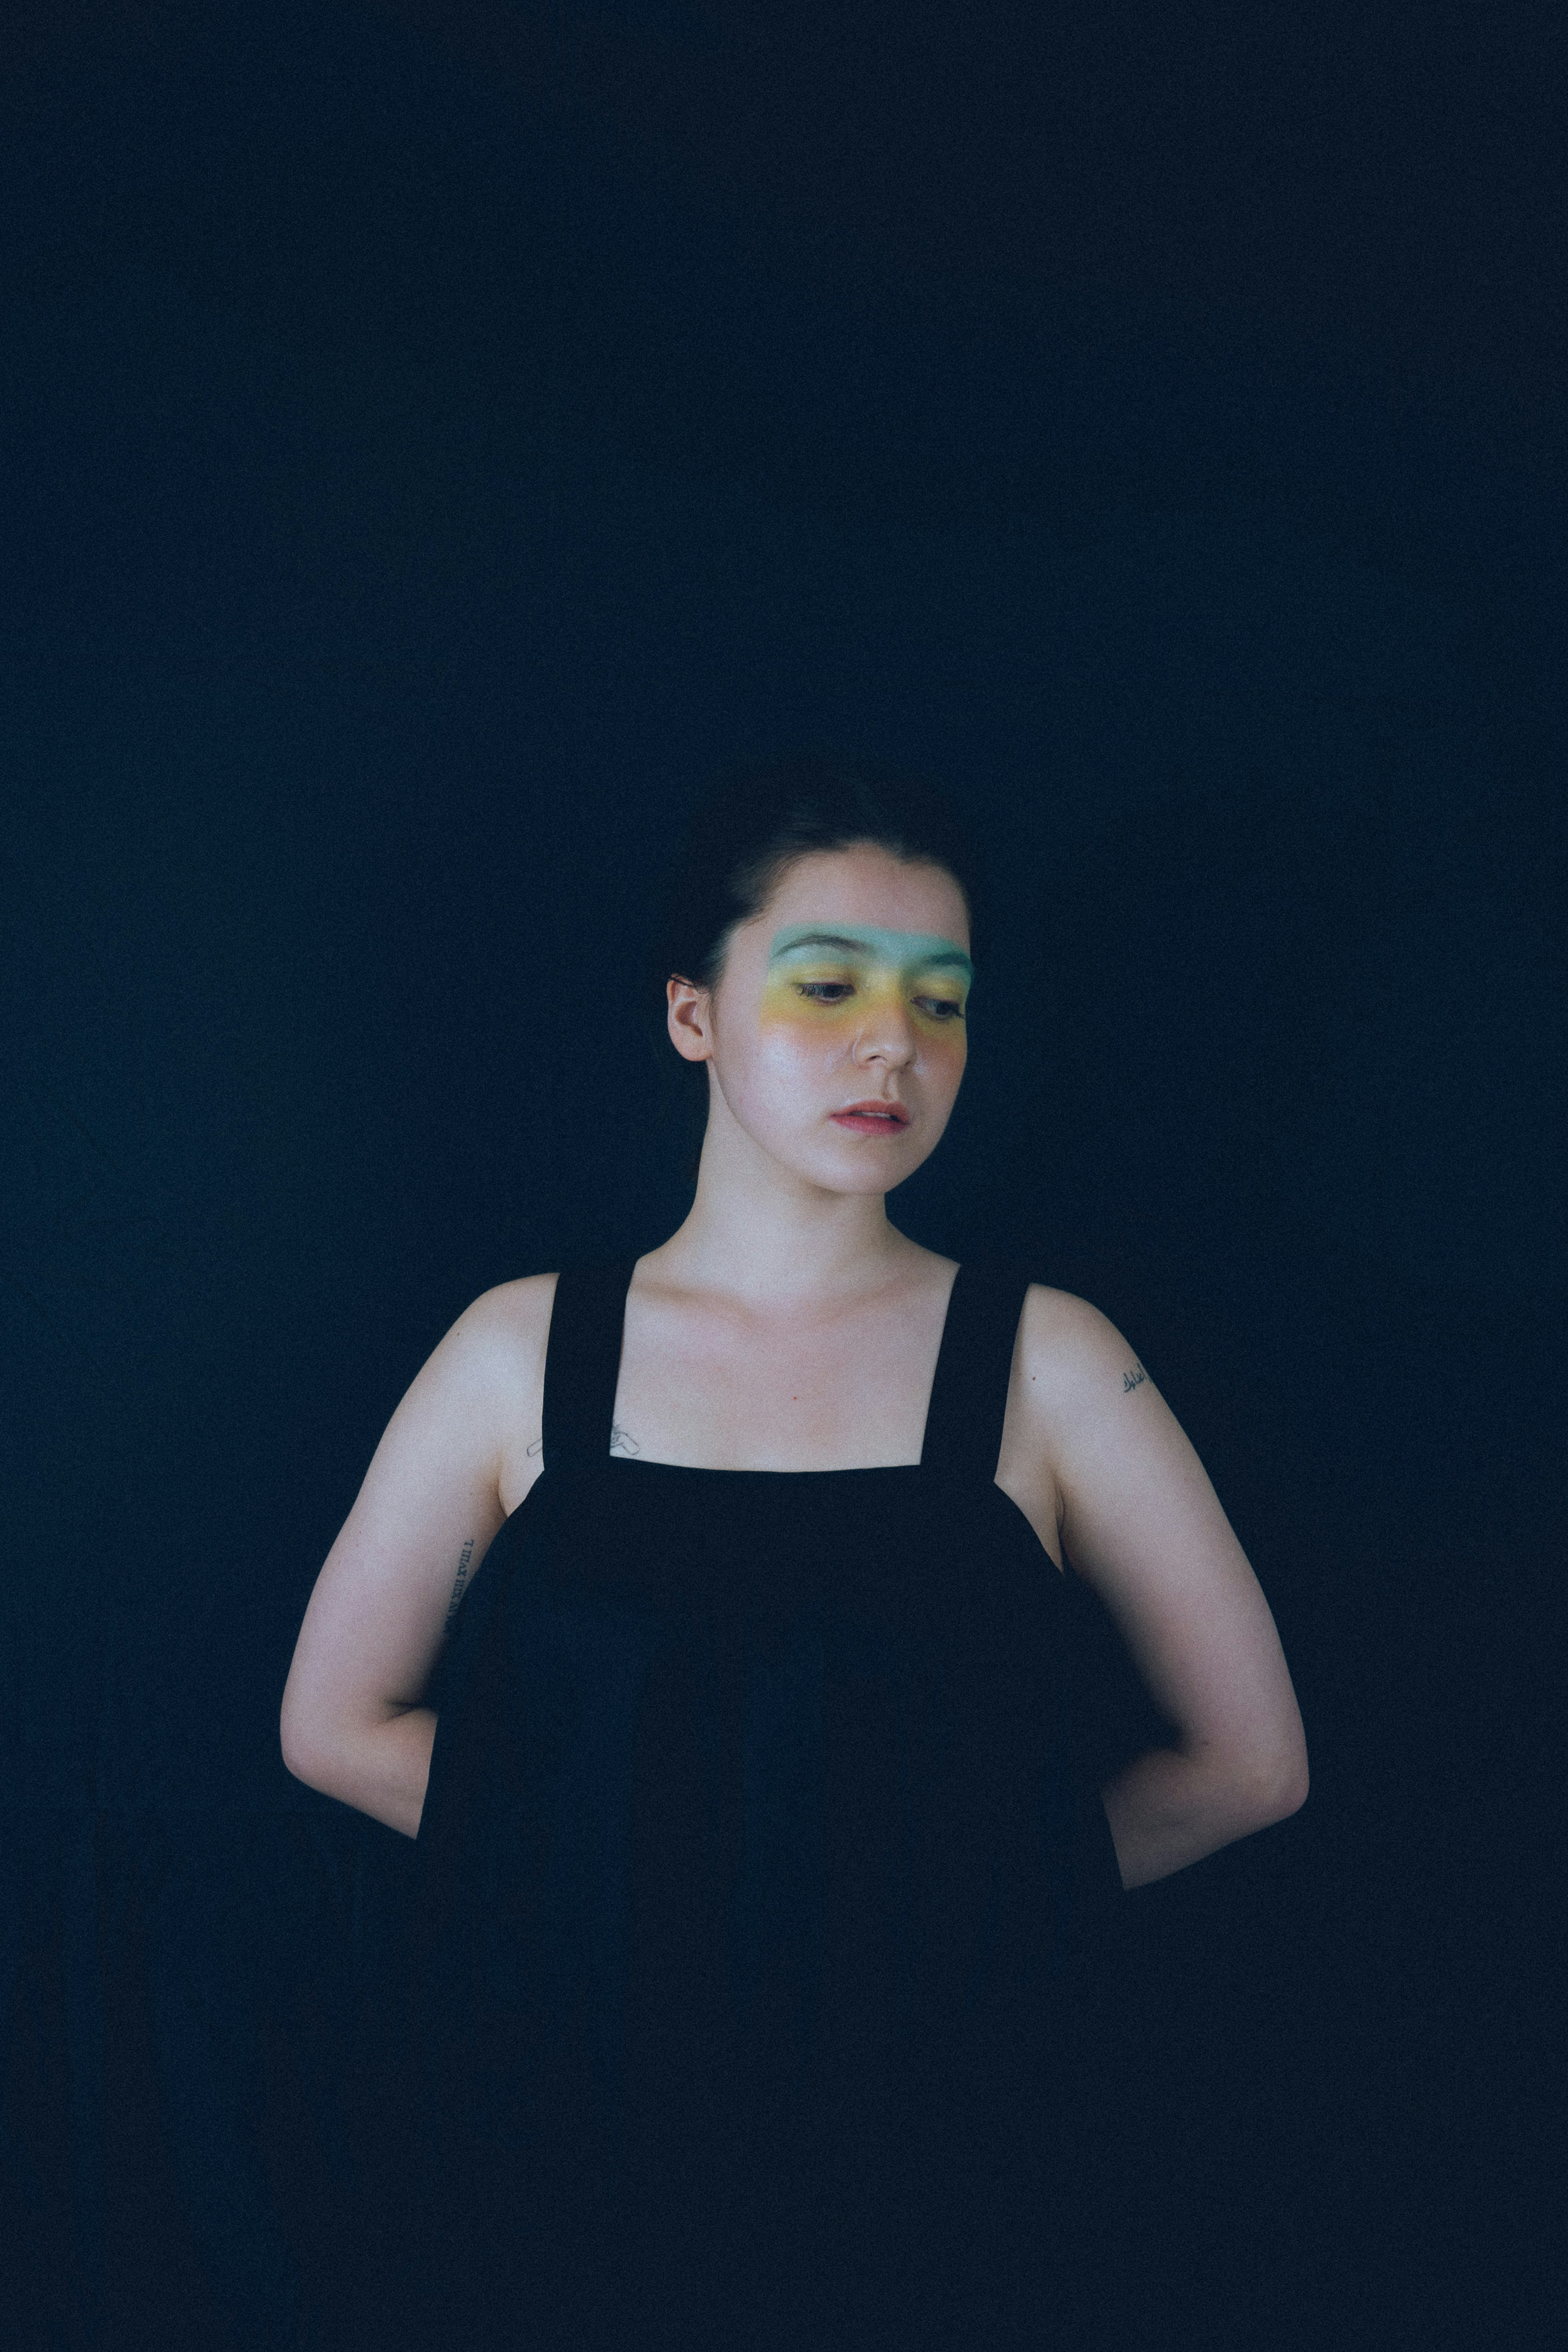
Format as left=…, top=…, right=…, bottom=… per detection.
left=1123, top=1363, right=1148, bottom=1393
left=609, top=1421, right=641, bottom=1456
left=526, top=1434, right=543, bottom=1457
left=445, top=1538, right=475, bottom=1621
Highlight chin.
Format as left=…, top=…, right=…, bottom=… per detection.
left=813, top=1140, right=928, bottom=1192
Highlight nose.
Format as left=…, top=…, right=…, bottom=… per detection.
left=851, top=990, right=919, bottom=1066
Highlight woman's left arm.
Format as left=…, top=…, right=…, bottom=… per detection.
left=1023, top=1287, right=1310, bottom=1891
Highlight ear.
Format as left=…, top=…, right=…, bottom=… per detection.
left=666, top=975, right=713, bottom=1065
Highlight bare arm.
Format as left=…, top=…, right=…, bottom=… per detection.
left=279, top=1276, right=554, bottom=1837
left=1022, top=1288, right=1309, bottom=1891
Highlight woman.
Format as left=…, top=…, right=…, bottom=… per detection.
left=281, top=761, right=1307, bottom=2351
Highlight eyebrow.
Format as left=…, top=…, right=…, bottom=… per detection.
left=771, top=930, right=974, bottom=975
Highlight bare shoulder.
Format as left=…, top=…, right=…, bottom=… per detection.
left=1016, top=1283, right=1155, bottom=1415
left=452, top=1272, right=559, bottom=1411
left=408, top=1270, right=553, bottom=1409
left=460, top=1269, right=561, bottom=1353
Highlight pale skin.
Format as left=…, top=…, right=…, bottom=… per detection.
left=281, top=842, right=1308, bottom=1885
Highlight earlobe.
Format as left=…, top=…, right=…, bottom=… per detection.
left=667, top=1021, right=710, bottom=1066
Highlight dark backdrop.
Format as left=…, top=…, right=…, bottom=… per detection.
left=2, top=6, right=1561, bottom=2348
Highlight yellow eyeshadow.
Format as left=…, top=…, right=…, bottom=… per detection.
left=762, top=967, right=967, bottom=1017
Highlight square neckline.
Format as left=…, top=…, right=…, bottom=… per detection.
left=542, top=1253, right=1038, bottom=1495
left=606, top=1455, right=929, bottom=1478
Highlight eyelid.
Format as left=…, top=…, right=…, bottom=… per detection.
left=785, top=959, right=963, bottom=985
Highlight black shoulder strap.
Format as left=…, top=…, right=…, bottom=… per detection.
left=919, top=1256, right=1037, bottom=1483
left=541, top=1257, right=638, bottom=1469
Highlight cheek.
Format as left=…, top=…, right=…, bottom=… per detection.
left=753, top=1010, right=834, bottom=1072
left=925, top=1033, right=968, bottom=1093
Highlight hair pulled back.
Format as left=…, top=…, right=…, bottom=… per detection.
left=643, top=758, right=984, bottom=1187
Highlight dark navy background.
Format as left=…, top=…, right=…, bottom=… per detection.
left=2, top=5, right=1561, bottom=2346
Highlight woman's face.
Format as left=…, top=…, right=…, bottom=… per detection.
left=669, top=843, right=973, bottom=1195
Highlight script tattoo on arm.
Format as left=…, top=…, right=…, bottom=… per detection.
left=445, top=1538, right=475, bottom=1623
left=1122, top=1362, right=1149, bottom=1394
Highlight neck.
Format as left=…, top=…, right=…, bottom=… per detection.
left=648, top=1119, right=923, bottom=1317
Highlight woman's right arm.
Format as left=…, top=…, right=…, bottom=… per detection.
left=279, top=1278, right=552, bottom=1838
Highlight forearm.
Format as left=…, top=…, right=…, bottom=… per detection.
left=282, top=1703, right=436, bottom=1840
left=1099, top=1740, right=1304, bottom=1891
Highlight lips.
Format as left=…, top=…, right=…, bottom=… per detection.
left=833, top=1101, right=910, bottom=1125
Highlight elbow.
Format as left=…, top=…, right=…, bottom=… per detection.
left=279, top=1693, right=336, bottom=1795
left=1257, top=1745, right=1310, bottom=1824
left=1196, top=1737, right=1306, bottom=1832
left=1186, top=1725, right=1309, bottom=1828
left=1228, top=1706, right=1309, bottom=1827
left=279, top=1719, right=318, bottom=1791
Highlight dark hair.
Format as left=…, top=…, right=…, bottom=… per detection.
left=642, top=758, right=985, bottom=1187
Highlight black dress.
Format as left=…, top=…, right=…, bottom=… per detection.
left=360, top=1256, right=1126, bottom=2352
